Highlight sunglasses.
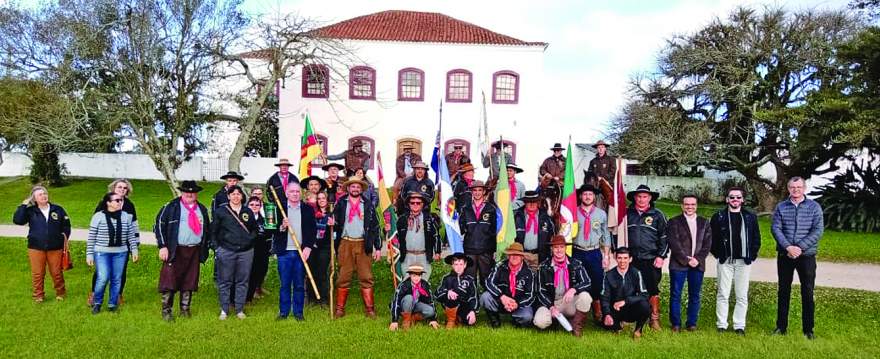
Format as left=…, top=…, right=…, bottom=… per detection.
left=110, top=198, right=123, bottom=203
left=408, top=201, right=423, bottom=205
left=728, top=196, right=743, bottom=199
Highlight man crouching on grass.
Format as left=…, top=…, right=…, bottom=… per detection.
left=601, top=247, right=650, bottom=339
left=435, top=253, right=479, bottom=328
left=389, top=265, right=440, bottom=331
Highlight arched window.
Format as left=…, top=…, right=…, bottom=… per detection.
left=493, top=139, right=517, bottom=163
left=349, top=136, right=375, bottom=169
left=397, top=138, right=423, bottom=158
left=444, top=139, right=471, bottom=155
left=446, top=69, right=472, bottom=103
left=492, top=70, right=519, bottom=104
left=310, top=133, right=329, bottom=166
left=349, top=66, right=376, bottom=100
left=398, top=68, right=424, bottom=101
left=302, top=64, right=329, bottom=98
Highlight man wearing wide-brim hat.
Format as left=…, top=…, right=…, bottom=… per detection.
left=539, top=143, right=567, bottom=186
left=321, top=162, right=344, bottom=203
left=573, top=183, right=612, bottom=321
left=445, top=143, right=471, bottom=177
left=481, top=140, right=513, bottom=181
left=266, top=159, right=300, bottom=206
left=212, top=171, right=245, bottom=212
left=332, top=175, right=381, bottom=319
left=533, top=235, right=593, bottom=337
left=505, top=163, right=527, bottom=211
left=451, top=162, right=476, bottom=209
left=588, top=140, right=616, bottom=187
left=301, top=175, right=327, bottom=204
left=624, top=184, right=669, bottom=331
left=514, top=190, right=555, bottom=270
left=480, top=242, right=536, bottom=328
left=457, top=179, right=498, bottom=288
left=389, top=265, right=439, bottom=331
left=398, top=160, right=435, bottom=213
left=393, top=144, right=423, bottom=203
left=435, top=253, right=479, bottom=328
left=155, top=180, right=212, bottom=321
left=395, top=192, right=441, bottom=281
left=324, top=139, right=371, bottom=177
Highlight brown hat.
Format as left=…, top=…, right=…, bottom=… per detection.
left=352, top=139, right=364, bottom=147
left=412, top=161, right=429, bottom=169
left=406, top=265, right=426, bottom=274
left=591, top=140, right=610, bottom=149
left=343, top=176, right=368, bottom=189
left=322, top=162, right=344, bottom=171
left=275, top=158, right=293, bottom=167
left=548, top=235, right=571, bottom=247
left=468, top=180, right=487, bottom=189
left=504, top=242, right=527, bottom=256
left=458, top=163, right=475, bottom=173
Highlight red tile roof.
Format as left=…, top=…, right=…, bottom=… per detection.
left=313, top=10, right=546, bottom=46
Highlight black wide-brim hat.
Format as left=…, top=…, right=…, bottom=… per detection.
left=322, top=162, right=345, bottom=171
left=577, top=184, right=600, bottom=197
left=177, top=180, right=203, bottom=193
left=444, top=252, right=473, bottom=266
left=550, top=143, right=564, bottom=151
left=522, top=190, right=541, bottom=202
left=302, top=176, right=327, bottom=191
left=506, top=163, right=523, bottom=174
left=220, top=171, right=245, bottom=181
left=626, top=184, right=659, bottom=202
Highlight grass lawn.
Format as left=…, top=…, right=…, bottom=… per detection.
left=0, top=238, right=879, bottom=357
left=1, top=176, right=878, bottom=263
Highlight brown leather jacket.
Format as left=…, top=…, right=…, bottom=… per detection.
left=396, top=153, right=422, bottom=179
left=445, top=152, right=470, bottom=175
left=539, top=155, right=566, bottom=180
left=588, top=154, right=616, bottom=184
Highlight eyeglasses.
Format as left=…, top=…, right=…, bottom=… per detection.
left=728, top=196, right=743, bottom=199
left=110, top=199, right=123, bottom=203
left=409, top=202, right=423, bottom=206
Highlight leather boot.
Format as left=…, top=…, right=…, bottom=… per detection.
left=487, top=310, right=501, bottom=328
left=412, top=313, right=424, bottom=323
left=361, top=288, right=376, bottom=319
left=335, top=288, right=349, bottom=318
left=572, top=310, right=588, bottom=337
left=179, top=291, right=193, bottom=318
left=161, top=291, right=175, bottom=321
left=87, top=291, right=95, bottom=307
left=445, top=307, right=459, bottom=329
left=402, top=312, right=413, bottom=330
left=591, top=300, right=602, bottom=322
left=649, top=295, right=661, bottom=331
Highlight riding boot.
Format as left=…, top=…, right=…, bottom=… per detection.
left=572, top=310, right=588, bottom=337
left=334, top=288, right=349, bottom=318
left=161, top=291, right=175, bottom=321
left=180, top=291, right=193, bottom=318
left=445, top=307, right=459, bottom=329
left=649, top=295, right=662, bottom=331
left=486, top=310, right=501, bottom=328
left=361, top=288, right=377, bottom=319
left=591, top=300, right=602, bottom=322
left=402, top=312, right=413, bottom=330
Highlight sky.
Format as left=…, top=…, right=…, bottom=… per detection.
left=239, top=0, right=853, bottom=141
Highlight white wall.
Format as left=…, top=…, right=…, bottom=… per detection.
left=278, top=40, right=548, bottom=187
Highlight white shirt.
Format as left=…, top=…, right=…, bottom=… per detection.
left=39, top=206, right=50, bottom=223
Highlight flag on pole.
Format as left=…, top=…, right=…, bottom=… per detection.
left=299, top=113, right=322, bottom=179
left=478, top=92, right=491, bottom=178
left=439, top=143, right=464, bottom=253
left=608, top=157, right=628, bottom=249
left=430, top=101, right=442, bottom=184
left=377, top=152, right=403, bottom=283
left=558, top=139, right=578, bottom=255
left=494, top=137, right=517, bottom=259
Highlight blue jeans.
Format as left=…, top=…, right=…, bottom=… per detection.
left=669, top=268, right=704, bottom=328
left=94, top=252, right=128, bottom=308
left=572, top=248, right=604, bottom=299
left=277, top=250, right=305, bottom=318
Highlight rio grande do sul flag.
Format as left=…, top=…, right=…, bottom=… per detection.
left=558, top=140, right=578, bottom=255
left=298, top=113, right=322, bottom=179
left=494, top=138, right=516, bottom=258
left=376, top=152, right=402, bottom=284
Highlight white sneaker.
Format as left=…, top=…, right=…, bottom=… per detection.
left=237, top=312, right=246, bottom=320
left=219, top=311, right=228, bottom=320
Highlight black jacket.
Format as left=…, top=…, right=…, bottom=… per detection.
left=536, top=257, right=591, bottom=308
left=452, top=178, right=472, bottom=210
left=210, top=186, right=231, bottom=213
left=485, top=259, right=536, bottom=308
left=13, top=204, right=71, bottom=251
left=514, top=208, right=555, bottom=262
left=399, top=176, right=435, bottom=203
left=600, top=267, right=648, bottom=316
left=153, top=198, right=212, bottom=263
left=625, top=206, right=669, bottom=260
left=270, top=202, right=317, bottom=254
left=333, top=194, right=381, bottom=254
left=710, top=209, right=761, bottom=264
left=314, top=208, right=333, bottom=251
left=390, top=278, right=436, bottom=323
left=210, top=204, right=259, bottom=252
left=459, top=200, right=498, bottom=255
left=434, top=272, right=479, bottom=313
left=396, top=210, right=442, bottom=263
left=266, top=171, right=300, bottom=205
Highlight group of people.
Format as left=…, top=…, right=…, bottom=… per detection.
left=13, top=139, right=824, bottom=341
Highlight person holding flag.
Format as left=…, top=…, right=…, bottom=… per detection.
left=506, top=163, right=526, bottom=211
left=494, top=139, right=518, bottom=263
left=514, top=191, right=555, bottom=270
left=438, top=145, right=465, bottom=254
left=557, top=140, right=579, bottom=252
left=451, top=163, right=476, bottom=210
left=266, top=159, right=300, bottom=206
left=376, top=152, right=404, bottom=286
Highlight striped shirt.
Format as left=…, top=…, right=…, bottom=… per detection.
left=87, top=212, right=139, bottom=261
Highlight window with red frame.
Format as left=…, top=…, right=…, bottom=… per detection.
left=398, top=68, right=424, bottom=101
left=349, top=66, right=375, bottom=100
left=302, top=65, right=329, bottom=98
left=446, top=69, right=472, bottom=102
left=492, top=71, right=519, bottom=104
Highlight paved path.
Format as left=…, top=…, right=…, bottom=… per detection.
left=2, top=224, right=878, bottom=292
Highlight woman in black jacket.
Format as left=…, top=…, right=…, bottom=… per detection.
left=246, top=195, right=272, bottom=303
left=210, top=185, right=258, bottom=319
left=307, top=191, right=333, bottom=305
left=13, top=186, right=71, bottom=302
left=89, top=179, right=138, bottom=307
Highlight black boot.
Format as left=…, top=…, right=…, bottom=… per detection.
left=487, top=310, right=501, bottom=328
left=161, top=291, right=175, bottom=321
left=179, top=291, right=192, bottom=318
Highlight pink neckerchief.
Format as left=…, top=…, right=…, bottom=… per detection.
left=407, top=211, right=422, bottom=232
left=472, top=200, right=485, bottom=219
left=554, top=257, right=570, bottom=290
left=525, top=209, right=538, bottom=234
left=509, top=262, right=522, bottom=297
left=347, top=196, right=362, bottom=223
left=509, top=179, right=517, bottom=200
left=412, top=280, right=428, bottom=300
left=279, top=172, right=289, bottom=193
left=579, top=205, right=595, bottom=243
left=182, top=201, right=201, bottom=235
left=465, top=178, right=473, bottom=187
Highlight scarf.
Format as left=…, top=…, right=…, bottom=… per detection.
left=525, top=209, right=538, bottom=234
left=579, top=206, right=595, bottom=243
left=347, top=196, right=362, bottom=223
left=465, top=178, right=473, bottom=187
left=473, top=200, right=484, bottom=219
left=280, top=172, right=289, bottom=193
left=182, top=201, right=201, bottom=235
left=412, top=280, right=428, bottom=300
left=509, top=179, right=517, bottom=200
left=103, top=210, right=123, bottom=247
left=554, top=257, right=570, bottom=290
left=509, top=262, right=522, bottom=297
left=407, top=212, right=422, bottom=232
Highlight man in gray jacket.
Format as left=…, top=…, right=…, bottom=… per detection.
left=771, top=176, right=824, bottom=340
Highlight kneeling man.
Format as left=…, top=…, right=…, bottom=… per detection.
left=534, top=235, right=592, bottom=336
left=389, top=265, right=439, bottom=330
left=480, top=243, right=536, bottom=328
left=601, top=247, right=651, bottom=339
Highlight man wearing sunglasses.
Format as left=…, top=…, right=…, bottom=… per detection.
left=394, top=193, right=441, bottom=280
left=709, top=187, right=761, bottom=336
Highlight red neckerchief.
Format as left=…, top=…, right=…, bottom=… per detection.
left=509, top=262, right=522, bottom=297
left=280, top=172, right=289, bottom=193
left=579, top=205, right=595, bottom=242
left=554, top=257, right=570, bottom=290
left=412, top=280, right=428, bottom=300
left=509, top=179, right=517, bottom=200
left=347, top=196, right=362, bottom=223
left=465, top=178, right=473, bottom=187
left=182, top=201, right=201, bottom=235
left=473, top=200, right=485, bottom=219
left=525, top=208, right=538, bottom=234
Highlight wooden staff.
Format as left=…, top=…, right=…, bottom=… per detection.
left=328, top=203, right=336, bottom=319
left=269, top=186, right=321, bottom=300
